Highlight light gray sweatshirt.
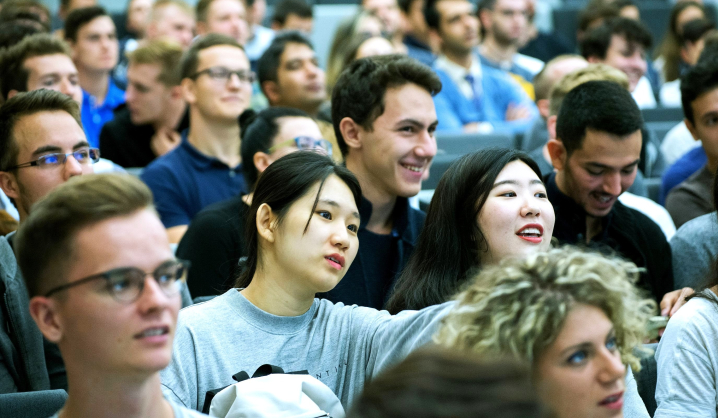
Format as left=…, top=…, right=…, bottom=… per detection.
left=160, top=289, right=453, bottom=412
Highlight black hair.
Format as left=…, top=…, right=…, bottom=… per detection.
left=64, top=6, right=109, bottom=43
left=234, top=151, right=362, bottom=289
left=578, top=3, right=619, bottom=34
left=331, top=54, right=441, bottom=157
left=397, top=0, right=414, bottom=14
left=240, top=106, right=314, bottom=188
left=257, top=31, right=313, bottom=88
left=386, top=148, right=542, bottom=314
left=580, top=17, right=652, bottom=60
left=555, top=80, right=643, bottom=157
left=0, top=20, right=42, bottom=49
left=272, top=0, right=313, bottom=26
left=680, top=58, right=718, bottom=125
left=681, top=18, right=715, bottom=46
left=423, top=0, right=440, bottom=30
left=477, top=0, right=497, bottom=13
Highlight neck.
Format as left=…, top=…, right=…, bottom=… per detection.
left=187, top=109, right=241, bottom=167
left=78, top=68, right=110, bottom=103
left=442, top=47, right=473, bottom=70
left=153, top=100, right=187, bottom=132
left=241, top=264, right=315, bottom=316
left=480, top=37, right=517, bottom=64
left=555, top=170, right=602, bottom=242
left=346, top=156, right=396, bottom=235
left=60, top=367, right=172, bottom=418
left=706, top=155, right=718, bottom=174
left=407, top=31, right=431, bottom=46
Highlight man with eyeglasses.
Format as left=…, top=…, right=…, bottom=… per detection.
left=177, top=107, right=329, bottom=298
left=141, top=34, right=252, bottom=244
left=15, top=174, right=206, bottom=418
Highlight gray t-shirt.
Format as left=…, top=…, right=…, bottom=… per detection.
left=654, top=290, right=718, bottom=417
left=670, top=212, right=718, bottom=289
left=47, top=400, right=207, bottom=417
left=160, top=289, right=453, bottom=412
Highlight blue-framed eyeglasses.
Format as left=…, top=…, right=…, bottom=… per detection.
left=7, top=148, right=100, bottom=170
left=268, top=137, right=332, bottom=155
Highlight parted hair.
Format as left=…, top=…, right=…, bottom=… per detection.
left=16, top=174, right=155, bottom=298
left=331, top=54, right=441, bottom=157
left=64, top=6, right=109, bottom=43
left=434, top=247, right=656, bottom=372
left=548, top=63, right=628, bottom=116
left=178, top=33, right=243, bottom=81
left=127, top=38, right=184, bottom=87
left=0, top=33, right=72, bottom=100
left=0, top=89, right=81, bottom=172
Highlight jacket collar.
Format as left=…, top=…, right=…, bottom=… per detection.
left=358, top=196, right=413, bottom=242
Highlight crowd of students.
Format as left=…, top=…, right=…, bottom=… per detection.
left=0, top=0, right=718, bottom=417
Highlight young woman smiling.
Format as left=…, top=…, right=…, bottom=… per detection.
left=160, top=151, right=454, bottom=412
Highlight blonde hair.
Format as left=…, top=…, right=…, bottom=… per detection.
left=548, top=63, right=628, bottom=116
left=151, top=0, right=195, bottom=22
left=434, top=247, right=656, bottom=372
left=127, top=38, right=184, bottom=86
left=532, top=54, right=586, bottom=102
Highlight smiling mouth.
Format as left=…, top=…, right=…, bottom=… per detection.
left=401, top=163, right=423, bottom=173
left=134, top=327, right=169, bottom=339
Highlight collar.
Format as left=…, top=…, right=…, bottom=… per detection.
left=434, top=53, right=482, bottom=83
left=358, top=196, right=412, bottom=240
left=403, top=35, right=431, bottom=51
left=82, top=77, right=126, bottom=109
left=546, top=172, right=613, bottom=242
left=179, top=129, right=243, bottom=172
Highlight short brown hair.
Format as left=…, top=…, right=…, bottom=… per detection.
left=0, top=33, right=72, bottom=100
left=0, top=89, right=81, bottom=172
left=196, top=0, right=243, bottom=23
left=127, top=38, right=184, bottom=86
left=16, top=174, right=155, bottom=298
left=548, top=63, right=628, bottom=116
left=179, top=32, right=244, bottom=80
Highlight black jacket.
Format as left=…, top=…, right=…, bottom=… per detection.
left=320, top=197, right=425, bottom=309
left=546, top=174, right=673, bottom=303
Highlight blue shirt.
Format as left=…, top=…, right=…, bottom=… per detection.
left=141, top=131, right=247, bottom=228
left=659, top=146, right=707, bottom=205
left=432, top=54, right=537, bottom=135
left=81, top=78, right=125, bottom=148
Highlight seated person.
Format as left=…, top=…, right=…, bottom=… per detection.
left=271, top=0, right=313, bottom=34
left=435, top=246, right=655, bottom=418
left=426, top=0, right=537, bottom=134
left=348, top=347, right=549, bottom=418
left=666, top=58, right=718, bottom=228
left=160, top=152, right=454, bottom=412
left=195, top=0, right=248, bottom=46
left=145, top=0, right=196, bottom=49
left=546, top=80, right=673, bottom=303
left=176, top=107, right=329, bottom=298
left=386, top=148, right=555, bottom=313
left=100, top=38, right=189, bottom=168
left=140, top=34, right=251, bottom=243
left=17, top=174, right=205, bottom=418
left=660, top=145, right=707, bottom=205
left=655, top=219, right=718, bottom=416
left=581, top=17, right=656, bottom=109
left=398, top=0, right=435, bottom=66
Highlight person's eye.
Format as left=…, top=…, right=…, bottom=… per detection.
left=40, top=154, right=61, bottom=165
left=705, top=117, right=718, bottom=126
left=499, top=191, right=516, bottom=197
left=621, top=167, right=635, bottom=175
left=586, top=169, right=603, bottom=176
left=347, top=224, right=358, bottom=233
left=535, top=191, right=548, bottom=198
left=41, top=79, right=57, bottom=87
left=606, top=336, right=618, bottom=351
left=399, top=126, right=415, bottom=133
left=108, top=276, right=133, bottom=293
left=317, top=210, right=332, bottom=220
left=567, top=350, right=588, bottom=365
left=209, top=68, right=229, bottom=79
left=74, top=150, right=90, bottom=161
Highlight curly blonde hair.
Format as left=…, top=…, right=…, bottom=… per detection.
left=434, top=246, right=656, bottom=371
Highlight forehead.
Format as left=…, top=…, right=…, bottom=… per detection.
left=437, top=0, right=475, bottom=19
left=363, top=0, right=397, bottom=9
left=608, top=34, right=644, bottom=54
left=127, top=62, right=163, bottom=82
left=276, top=116, right=322, bottom=140
left=24, top=54, right=77, bottom=74
left=208, top=0, right=244, bottom=16
left=159, top=4, right=194, bottom=21
left=691, top=87, right=718, bottom=118
left=494, top=0, right=526, bottom=11
left=280, top=42, right=315, bottom=63
left=375, top=83, right=436, bottom=126
left=495, top=160, right=539, bottom=182
left=197, top=44, right=248, bottom=69
left=78, top=15, right=116, bottom=35
left=14, top=110, right=84, bottom=151
left=570, top=128, right=642, bottom=162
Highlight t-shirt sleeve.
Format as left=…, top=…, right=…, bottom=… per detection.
left=141, top=164, right=191, bottom=228
left=623, top=366, right=649, bottom=418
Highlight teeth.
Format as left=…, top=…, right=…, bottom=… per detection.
left=519, top=228, right=541, bottom=235
left=402, top=164, right=422, bottom=172
left=140, top=328, right=165, bottom=337
left=327, top=257, right=339, bottom=264
left=597, top=195, right=611, bottom=203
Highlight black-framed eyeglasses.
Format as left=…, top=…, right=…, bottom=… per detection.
left=44, top=259, right=190, bottom=303
left=7, top=148, right=100, bottom=170
left=191, top=66, right=257, bottom=84
left=268, top=137, right=332, bottom=155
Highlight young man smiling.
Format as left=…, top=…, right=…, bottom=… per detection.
left=546, top=80, right=673, bottom=303
left=329, top=54, right=440, bottom=309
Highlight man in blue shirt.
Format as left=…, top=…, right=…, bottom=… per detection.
left=141, top=34, right=251, bottom=243
left=425, top=0, right=537, bottom=134
left=64, top=6, right=125, bottom=148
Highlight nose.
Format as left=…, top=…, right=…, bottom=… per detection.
left=125, top=86, right=136, bottom=103
left=602, top=172, right=622, bottom=196
left=136, top=275, right=178, bottom=315
left=60, top=78, right=74, bottom=98
left=520, top=195, right=541, bottom=218
left=63, top=154, right=84, bottom=179
left=414, top=130, right=437, bottom=159
left=330, top=223, right=351, bottom=251
left=597, top=349, right=626, bottom=384
left=226, top=72, right=243, bottom=90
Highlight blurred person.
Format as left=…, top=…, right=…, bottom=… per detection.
left=271, top=0, right=313, bottom=34
left=654, top=1, right=706, bottom=86
left=435, top=246, right=656, bottom=418
left=54, top=0, right=96, bottom=38
left=125, top=0, right=153, bottom=40
left=398, top=0, right=435, bottom=66
left=477, top=0, right=544, bottom=84
left=140, top=34, right=251, bottom=243
left=581, top=17, right=656, bottom=109
left=362, top=0, right=406, bottom=53
left=386, top=148, right=555, bottom=313
left=426, top=0, right=537, bottom=134
left=145, top=0, right=196, bottom=49
left=176, top=107, right=329, bottom=298
left=349, top=347, right=550, bottom=418
left=0, top=0, right=51, bottom=31
left=100, top=39, right=188, bottom=168
left=195, top=0, right=249, bottom=46
left=546, top=80, right=674, bottom=303
left=0, top=20, right=43, bottom=49
left=517, top=0, right=573, bottom=63
left=326, top=11, right=383, bottom=91
left=576, top=2, right=619, bottom=44
left=17, top=174, right=206, bottom=418
left=257, top=32, right=341, bottom=161
left=244, top=0, right=275, bottom=68
left=64, top=6, right=124, bottom=148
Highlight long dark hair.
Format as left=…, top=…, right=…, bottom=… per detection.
left=234, top=151, right=362, bottom=288
left=385, top=148, right=543, bottom=314
left=686, top=166, right=718, bottom=306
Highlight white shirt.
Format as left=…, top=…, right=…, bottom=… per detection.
left=618, top=192, right=676, bottom=240
left=632, top=76, right=657, bottom=109
left=433, top=54, right=482, bottom=100
left=659, top=79, right=682, bottom=108
left=660, top=121, right=701, bottom=167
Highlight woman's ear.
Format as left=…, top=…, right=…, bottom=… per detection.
left=29, top=297, right=63, bottom=343
left=256, top=203, right=277, bottom=243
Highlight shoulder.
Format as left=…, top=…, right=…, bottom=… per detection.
left=659, top=293, right=718, bottom=354
left=672, top=213, right=718, bottom=245
left=171, top=401, right=208, bottom=417
left=613, top=202, right=666, bottom=239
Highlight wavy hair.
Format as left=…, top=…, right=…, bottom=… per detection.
left=434, top=246, right=656, bottom=371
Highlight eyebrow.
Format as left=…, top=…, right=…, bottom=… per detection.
left=700, top=111, right=718, bottom=121
left=31, top=141, right=90, bottom=157
left=319, top=199, right=360, bottom=220
left=395, top=118, right=439, bottom=129
left=492, top=179, right=544, bottom=188
left=585, top=159, right=640, bottom=170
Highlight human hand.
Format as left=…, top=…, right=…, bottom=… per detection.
left=505, top=103, right=532, bottom=121
left=657, top=287, right=694, bottom=336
